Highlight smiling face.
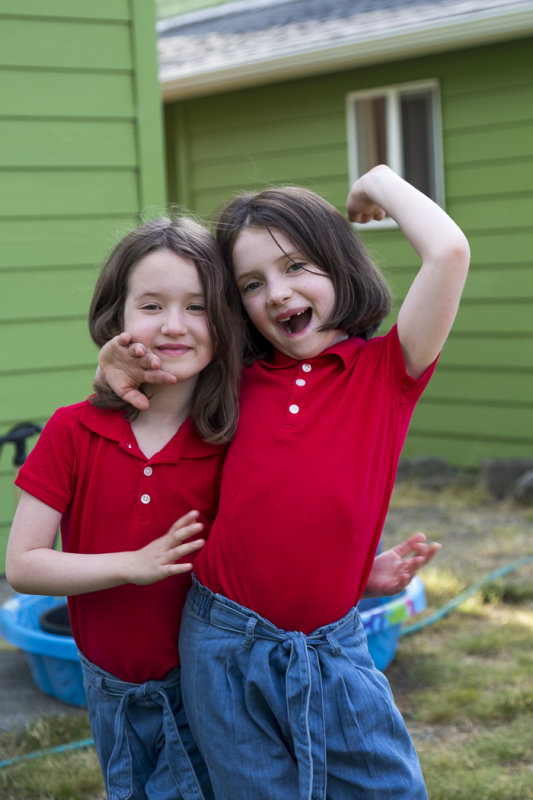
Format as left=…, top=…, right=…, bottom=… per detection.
left=123, top=247, right=213, bottom=388
left=232, top=226, right=346, bottom=360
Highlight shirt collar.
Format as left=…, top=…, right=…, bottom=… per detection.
left=264, top=335, right=365, bottom=370
left=80, top=399, right=225, bottom=461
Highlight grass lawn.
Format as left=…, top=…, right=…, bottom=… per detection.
left=1, top=481, right=532, bottom=799
left=385, top=481, right=533, bottom=799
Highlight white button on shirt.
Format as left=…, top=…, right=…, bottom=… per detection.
left=295, top=379, right=306, bottom=386
left=302, top=363, right=312, bottom=373
left=141, top=494, right=151, bottom=504
left=144, top=466, right=153, bottom=476
left=289, top=404, right=300, bottom=414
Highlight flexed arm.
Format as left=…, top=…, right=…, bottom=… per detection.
left=347, top=165, right=470, bottom=378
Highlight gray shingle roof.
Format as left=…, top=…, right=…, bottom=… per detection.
left=158, top=0, right=533, bottom=98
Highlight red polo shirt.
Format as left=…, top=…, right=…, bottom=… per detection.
left=194, top=325, right=436, bottom=633
left=15, top=401, right=226, bottom=682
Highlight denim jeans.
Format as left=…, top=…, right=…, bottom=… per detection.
left=79, top=652, right=213, bottom=800
left=179, top=577, right=427, bottom=800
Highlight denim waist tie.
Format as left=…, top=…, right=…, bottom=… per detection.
left=281, top=629, right=328, bottom=800
left=189, top=580, right=356, bottom=800
left=87, top=665, right=206, bottom=800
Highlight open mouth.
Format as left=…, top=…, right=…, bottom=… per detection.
left=277, top=308, right=312, bottom=335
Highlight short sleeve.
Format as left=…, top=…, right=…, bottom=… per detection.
left=365, top=324, right=438, bottom=405
left=15, top=406, right=79, bottom=513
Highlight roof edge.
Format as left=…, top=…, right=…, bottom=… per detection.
left=157, top=0, right=288, bottom=33
left=161, top=7, right=533, bottom=101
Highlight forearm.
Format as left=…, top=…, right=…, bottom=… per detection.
left=6, top=548, right=134, bottom=597
left=353, top=165, right=469, bottom=265
left=349, top=165, right=469, bottom=376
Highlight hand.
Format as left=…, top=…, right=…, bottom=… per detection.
left=97, top=332, right=177, bottom=410
left=125, top=511, right=205, bottom=585
left=364, top=533, right=441, bottom=597
left=346, top=166, right=388, bottom=224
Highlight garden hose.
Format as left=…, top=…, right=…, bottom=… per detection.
left=0, top=737, right=94, bottom=769
left=401, top=554, right=533, bottom=636
left=1, top=554, right=532, bottom=770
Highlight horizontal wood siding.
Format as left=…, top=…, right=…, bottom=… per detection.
left=165, top=36, right=533, bottom=469
left=0, top=0, right=165, bottom=571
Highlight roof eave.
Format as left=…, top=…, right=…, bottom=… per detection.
left=160, top=8, right=533, bottom=101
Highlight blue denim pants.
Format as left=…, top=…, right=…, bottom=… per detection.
left=179, top=578, right=427, bottom=800
left=79, top=651, right=213, bottom=800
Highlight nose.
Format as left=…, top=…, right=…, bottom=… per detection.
left=161, top=308, right=187, bottom=336
left=267, top=277, right=292, bottom=306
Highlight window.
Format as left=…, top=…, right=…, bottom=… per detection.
left=346, top=81, right=444, bottom=226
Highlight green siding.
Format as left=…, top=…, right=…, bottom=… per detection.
left=164, top=36, right=533, bottom=469
left=0, top=0, right=166, bottom=572
left=1, top=1, right=130, bottom=19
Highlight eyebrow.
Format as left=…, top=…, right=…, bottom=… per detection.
left=237, top=249, right=304, bottom=277
left=134, top=289, right=206, bottom=301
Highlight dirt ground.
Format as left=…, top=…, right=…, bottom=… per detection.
left=380, top=482, right=533, bottom=584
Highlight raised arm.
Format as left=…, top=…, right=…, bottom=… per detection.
left=6, top=493, right=205, bottom=596
left=347, top=165, right=470, bottom=378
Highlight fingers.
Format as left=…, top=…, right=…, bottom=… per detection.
left=349, top=208, right=386, bottom=224
left=122, top=388, right=151, bottom=411
left=165, top=511, right=204, bottom=548
left=154, top=513, right=206, bottom=575
left=392, top=533, right=441, bottom=581
left=164, top=533, right=205, bottom=574
left=417, top=541, right=442, bottom=566
left=127, top=342, right=159, bottom=368
left=393, top=532, right=427, bottom=559
left=124, top=344, right=176, bottom=385
left=168, top=509, right=201, bottom=532
left=403, top=540, right=442, bottom=578
left=142, top=370, right=177, bottom=386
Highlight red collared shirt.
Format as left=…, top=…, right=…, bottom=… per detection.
left=16, top=400, right=226, bottom=682
left=194, top=325, right=436, bottom=633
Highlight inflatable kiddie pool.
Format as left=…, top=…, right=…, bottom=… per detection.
left=358, top=574, right=426, bottom=670
left=0, top=577, right=426, bottom=705
left=0, top=593, right=86, bottom=707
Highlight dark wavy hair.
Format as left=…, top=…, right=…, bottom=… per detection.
left=88, top=216, right=243, bottom=443
left=213, top=186, right=391, bottom=362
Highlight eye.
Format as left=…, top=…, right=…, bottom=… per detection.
left=241, top=280, right=262, bottom=294
left=187, top=302, right=206, bottom=312
left=140, top=302, right=161, bottom=311
left=287, top=261, right=305, bottom=273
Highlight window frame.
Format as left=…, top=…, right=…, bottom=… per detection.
left=346, top=79, right=445, bottom=229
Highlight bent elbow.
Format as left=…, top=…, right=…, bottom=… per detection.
left=5, top=558, right=31, bottom=595
left=5, top=562, right=22, bottom=593
left=448, top=231, right=471, bottom=277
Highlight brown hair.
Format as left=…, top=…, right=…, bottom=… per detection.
left=214, top=186, right=391, bottom=362
left=88, top=216, right=243, bottom=443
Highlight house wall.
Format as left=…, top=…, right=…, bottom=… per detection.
left=164, top=36, right=533, bottom=469
left=0, top=0, right=166, bottom=571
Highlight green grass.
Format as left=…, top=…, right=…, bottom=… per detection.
left=385, top=482, right=533, bottom=798
left=0, top=714, right=104, bottom=800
